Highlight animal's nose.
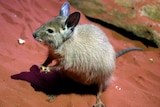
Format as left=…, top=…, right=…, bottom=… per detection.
left=32, top=32, right=37, bottom=38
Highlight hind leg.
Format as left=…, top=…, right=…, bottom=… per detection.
left=93, top=84, right=105, bottom=107
left=93, top=76, right=113, bottom=107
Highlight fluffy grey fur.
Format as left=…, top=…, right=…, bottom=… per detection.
left=56, top=24, right=116, bottom=86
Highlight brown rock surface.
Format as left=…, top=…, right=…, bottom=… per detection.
left=0, top=0, right=160, bottom=107
left=69, top=0, right=160, bottom=47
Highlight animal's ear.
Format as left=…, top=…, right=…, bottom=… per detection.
left=65, top=12, right=80, bottom=29
left=59, top=2, right=70, bottom=16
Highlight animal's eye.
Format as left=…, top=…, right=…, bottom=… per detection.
left=47, top=28, right=54, bottom=33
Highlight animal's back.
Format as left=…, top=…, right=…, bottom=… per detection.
left=56, top=24, right=116, bottom=85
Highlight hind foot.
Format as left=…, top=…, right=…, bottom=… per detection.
left=93, top=103, right=105, bottom=107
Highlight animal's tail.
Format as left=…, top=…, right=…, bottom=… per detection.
left=116, top=47, right=143, bottom=58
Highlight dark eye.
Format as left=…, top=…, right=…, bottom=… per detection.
left=47, top=28, right=54, bottom=33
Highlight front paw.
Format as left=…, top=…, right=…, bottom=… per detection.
left=47, top=95, right=57, bottom=103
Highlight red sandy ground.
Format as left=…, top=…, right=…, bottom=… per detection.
left=0, top=0, right=160, bottom=107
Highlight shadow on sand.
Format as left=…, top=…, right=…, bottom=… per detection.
left=11, top=65, right=98, bottom=95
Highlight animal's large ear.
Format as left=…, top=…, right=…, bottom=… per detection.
left=59, top=2, right=70, bottom=16
left=65, top=12, right=80, bottom=29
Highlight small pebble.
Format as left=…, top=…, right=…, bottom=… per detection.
left=115, top=85, right=122, bottom=91
left=18, top=38, right=25, bottom=44
left=149, top=58, right=154, bottom=63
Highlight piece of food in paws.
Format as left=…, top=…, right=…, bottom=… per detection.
left=40, top=66, right=46, bottom=71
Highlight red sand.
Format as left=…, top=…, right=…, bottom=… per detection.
left=0, top=0, right=160, bottom=107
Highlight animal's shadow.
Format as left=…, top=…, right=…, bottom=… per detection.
left=11, top=65, right=98, bottom=95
